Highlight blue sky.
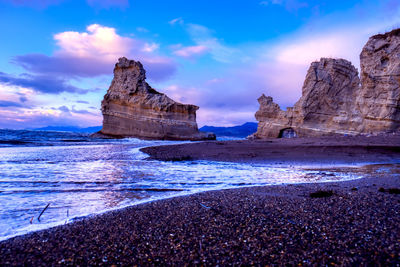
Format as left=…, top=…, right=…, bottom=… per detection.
left=0, top=0, right=399, bottom=129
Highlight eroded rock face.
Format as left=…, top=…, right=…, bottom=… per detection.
left=358, top=29, right=400, bottom=132
left=254, top=28, right=400, bottom=138
left=254, top=94, right=291, bottom=138
left=100, top=57, right=214, bottom=140
left=254, top=58, right=363, bottom=138
left=293, top=58, right=363, bottom=136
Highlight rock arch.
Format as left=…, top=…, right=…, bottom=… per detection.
left=278, top=128, right=297, bottom=138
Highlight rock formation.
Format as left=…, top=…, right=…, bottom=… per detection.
left=255, top=58, right=363, bottom=138
left=99, top=57, right=215, bottom=140
left=254, top=28, right=400, bottom=138
left=358, top=28, right=400, bottom=133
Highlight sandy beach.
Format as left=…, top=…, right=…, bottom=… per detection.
left=1, top=135, right=400, bottom=265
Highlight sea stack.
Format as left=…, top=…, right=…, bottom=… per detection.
left=253, top=28, right=400, bottom=138
left=99, top=57, right=215, bottom=140
left=358, top=28, right=400, bottom=133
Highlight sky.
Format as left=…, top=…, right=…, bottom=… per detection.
left=0, top=0, right=399, bottom=129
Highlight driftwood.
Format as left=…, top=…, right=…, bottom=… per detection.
left=37, top=203, right=50, bottom=222
left=199, top=203, right=210, bottom=209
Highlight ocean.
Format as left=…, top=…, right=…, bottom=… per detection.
left=0, top=129, right=390, bottom=241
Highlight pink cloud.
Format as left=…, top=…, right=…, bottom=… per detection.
left=13, top=24, right=177, bottom=82
left=173, top=45, right=209, bottom=58
left=53, top=24, right=135, bottom=60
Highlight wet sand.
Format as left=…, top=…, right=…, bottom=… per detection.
left=1, top=135, right=400, bottom=265
left=140, top=134, right=400, bottom=164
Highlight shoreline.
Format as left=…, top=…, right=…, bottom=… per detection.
left=0, top=160, right=371, bottom=243
left=0, top=152, right=391, bottom=243
left=1, top=170, right=399, bottom=265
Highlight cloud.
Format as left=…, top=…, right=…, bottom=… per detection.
left=260, top=0, right=283, bottom=6
left=56, top=105, right=94, bottom=115
left=136, top=27, right=149, bottom=33
left=173, top=45, right=209, bottom=58
left=0, top=72, right=89, bottom=94
left=260, top=0, right=308, bottom=12
left=142, top=42, right=159, bottom=53
left=273, top=32, right=364, bottom=67
left=53, top=24, right=134, bottom=60
left=186, top=24, right=238, bottom=63
left=71, top=106, right=94, bottom=115
left=0, top=100, right=24, bottom=108
left=13, top=24, right=177, bottom=82
left=14, top=54, right=112, bottom=78
left=169, top=17, right=184, bottom=25
left=58, top=105, right=70, bottom=112
left=86, top=0, right=129, bottom=9
left=0, top=102, right=101, bottom=129
left=76, top=100, right=89, bottom=104
left=0, top=110, right=101, bottom=129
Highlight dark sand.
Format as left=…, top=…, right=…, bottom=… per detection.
left=141, top=134, right=400, bottom=164
left=1, top=135, right=400, bottom=265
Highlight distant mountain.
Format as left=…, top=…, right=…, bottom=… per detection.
left=32, top=122, right=258, bottom=137
left=32, top=126, right=102, bottom=133
left=199, top=122, right=258, bottom=138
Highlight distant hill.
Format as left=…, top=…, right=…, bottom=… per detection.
left=33, top=126, right=102, bottom=133
left=200, top=122, right=258, bottom=138
left=32, top=122, right=258, bottom=137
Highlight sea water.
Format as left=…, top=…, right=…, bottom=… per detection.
left=0, top=129, right=394, bottom=241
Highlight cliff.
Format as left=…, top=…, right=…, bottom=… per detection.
left=99, top=57, right=215, bottom=140
left=358, top=28, right=400, bottom=132
left=253, top=28, right=400, bottom=138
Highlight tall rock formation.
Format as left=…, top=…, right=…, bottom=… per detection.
left=99, top=57, right=214, bottom=140
left=253, top=28, right=400, bottom=138
left=358, top=29, right=400, bottom=132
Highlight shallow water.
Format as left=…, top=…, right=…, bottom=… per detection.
left=0, top=129, right=397, bottom=241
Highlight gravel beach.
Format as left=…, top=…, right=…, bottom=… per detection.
left=1, top=169, right=399, bottom=265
